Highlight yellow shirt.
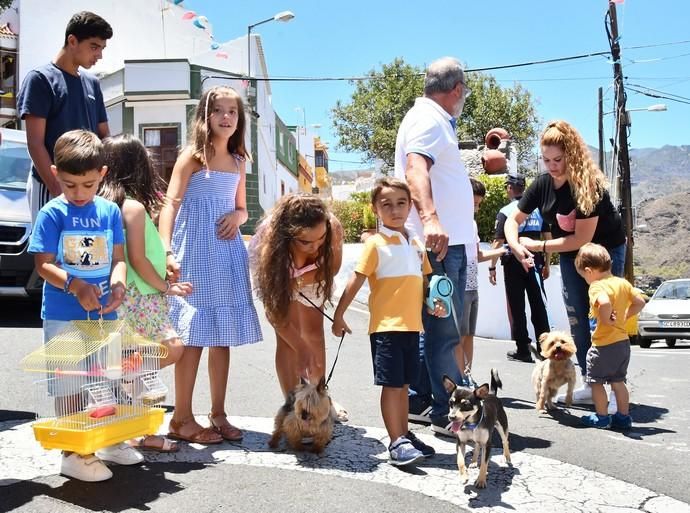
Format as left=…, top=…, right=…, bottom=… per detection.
left=589, top=276, right=637, bottom=346
left=355, top=226, right=432, bottom=334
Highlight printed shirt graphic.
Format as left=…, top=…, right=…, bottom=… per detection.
left=28, top=196, right=124, bottom=321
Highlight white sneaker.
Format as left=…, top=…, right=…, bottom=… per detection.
left=607, top=389, right=618, bottom=415
left=61, top=452, right=113, bottom=482
left=557, top=384, right=593, bottom=405
left=389, top=436, right=424, bottom=466
left=96, top=442, right=144, bottom=465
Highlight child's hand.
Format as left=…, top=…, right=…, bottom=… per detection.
left=427, top=298, right=448, bottom=317
left=166, top=255, right=180, bottom=283
left=609, top=310, right=617, bottom=322
left=331, top=316, right=351, bottom=337
left=216, top=212, right=242, bottom=240
left=101, top=284, right=126, bottom=314
left=167, top=281, right=193, bottom=296
left=72, top=279, right=103, bottom=312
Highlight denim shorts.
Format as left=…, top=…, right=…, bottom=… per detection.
left=370, top=331, right=420, bottom=388
left=585, top=339, right=630, bottom=384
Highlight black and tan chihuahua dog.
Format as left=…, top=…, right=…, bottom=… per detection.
left=442, top=369, right=511, bottom=488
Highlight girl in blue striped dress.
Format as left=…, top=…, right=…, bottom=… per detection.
left=158, top=86, right=262, bottom=444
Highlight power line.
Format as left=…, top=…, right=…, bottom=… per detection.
left=626, top=83, right=690, bottom=102
left=626, top=85, right=690, bottom=105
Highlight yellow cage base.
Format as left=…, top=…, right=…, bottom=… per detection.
left=32, top=406, right=165, bottom=455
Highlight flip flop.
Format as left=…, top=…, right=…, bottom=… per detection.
left=208, top=413, right=243, bottom=441
left=129, top=435, right=179, bottom=453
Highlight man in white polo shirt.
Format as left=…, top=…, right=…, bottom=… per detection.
left=394, top=56, right=475, bottom=437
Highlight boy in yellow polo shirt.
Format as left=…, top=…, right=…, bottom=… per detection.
left=332, top=177, right=445, bottom=466
left=575, top=243, right=645, bottom=430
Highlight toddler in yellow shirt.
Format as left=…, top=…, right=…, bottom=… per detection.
left=575, top=243, right=645, bottom=429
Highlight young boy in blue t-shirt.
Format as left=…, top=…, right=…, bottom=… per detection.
left=28, top=129, right=141, bottom=482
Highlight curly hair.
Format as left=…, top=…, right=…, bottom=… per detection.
left=541, top=120, right=608, bottom=216
left=99, top=134, right=166, bottom=215
left=187, top=86, right=250, bottom=165
left=254, top=194, right=335, bottom=326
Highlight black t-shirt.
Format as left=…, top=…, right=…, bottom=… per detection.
left=517, top=173, right=625, bottom=257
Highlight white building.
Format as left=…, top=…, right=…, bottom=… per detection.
left=12, top=0, right=298, bottom=229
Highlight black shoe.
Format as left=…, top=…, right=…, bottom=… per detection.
left=506, top=349, right=534, bottom=363
left=430, top=417, right=455, bottom=438
left=405, top=430, right=435, bottom=457
left=408, top=395, right=432, bottom=424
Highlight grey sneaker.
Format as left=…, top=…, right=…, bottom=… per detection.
left=389, top=436, right=424, bottom=466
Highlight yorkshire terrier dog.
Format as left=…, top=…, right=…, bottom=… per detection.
left=530, top=331, right=577, bottom=413
left=268, top=376, right=334, bottom=453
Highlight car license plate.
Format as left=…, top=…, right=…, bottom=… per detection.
left=660, top=320, right=690, bottom=328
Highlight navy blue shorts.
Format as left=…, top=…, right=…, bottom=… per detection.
left=369, top=331, right=421, bottom=388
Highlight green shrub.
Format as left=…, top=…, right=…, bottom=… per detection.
left=330, top=200, right=366, bottom=242
left=362, top=204, right=377, bottom=229
left=349, top=191, right=371, bottom=204
left=475, top=174, right=508, bottom=242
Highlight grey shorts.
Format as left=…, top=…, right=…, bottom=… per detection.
left=460, top=289, right=479, bottom=336
left=585, top=339, right=630, bottom=384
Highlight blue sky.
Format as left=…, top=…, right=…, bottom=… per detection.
left=184, top=0, right=690, bottom=170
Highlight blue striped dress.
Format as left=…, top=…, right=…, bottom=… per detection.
left=168, top=168, right=262, bottom=347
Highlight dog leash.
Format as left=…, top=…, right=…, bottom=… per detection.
left=297, top=291, right=345, bottom=388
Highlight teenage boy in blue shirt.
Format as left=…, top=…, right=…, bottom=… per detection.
left=28, top=129, right=141, bottom=482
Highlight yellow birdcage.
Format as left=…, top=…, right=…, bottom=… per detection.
left=21, top=319, right=168, bottom=455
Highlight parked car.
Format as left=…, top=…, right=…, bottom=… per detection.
left=637, top=278, right=690, bottom=348
left=0, top=128, right=42, bottom=299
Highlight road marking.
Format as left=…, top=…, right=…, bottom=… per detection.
left=2, top=416, right=689, bottom=513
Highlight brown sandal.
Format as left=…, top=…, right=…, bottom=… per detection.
left=129, top=435, right=179, bottom=453
left=168, top=417, right=223, bottom=444
left=208, top=413, right=243, bottom=441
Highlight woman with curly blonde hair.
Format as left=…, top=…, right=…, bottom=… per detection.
left=504, top=120, right=625, bottom=408
left=250, top=194, right=347, bottom=419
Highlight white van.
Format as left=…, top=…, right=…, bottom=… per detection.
left=0, top=128, right=42, bottom=298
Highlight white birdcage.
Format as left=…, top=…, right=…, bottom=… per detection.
left=21, top=319, right=168, bottom=455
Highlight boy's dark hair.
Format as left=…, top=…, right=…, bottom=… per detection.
left=575, top=242, right=612, bottom=273
left=470, top=177, right=486, bottom=197
left=371, top=177, right=411, bottom=204
left=64, top=11, right=113, bottom=46
left=54, top=130, right=104, bottom=175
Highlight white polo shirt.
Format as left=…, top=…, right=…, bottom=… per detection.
left=394, top=97, right=474, bottom=246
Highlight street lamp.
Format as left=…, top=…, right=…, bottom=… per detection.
left=247, top=11, right=295, bottom=80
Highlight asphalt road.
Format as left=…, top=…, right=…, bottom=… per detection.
left=1, top=295, right=689, bottom=510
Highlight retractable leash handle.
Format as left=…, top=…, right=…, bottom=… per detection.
left=426, top=275, right=454, bottom=318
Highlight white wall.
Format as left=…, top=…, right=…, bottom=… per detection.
left=130, top=101, right=188, bottom=143
left=336, top=243, right=570, bottom=341
left=106, top=103, right=122, bottom=135
left=18, top=0, right=216, bottom=84
left=124, top=60, right=189, bottom=94
left=276, top=161, right=298, bottom=196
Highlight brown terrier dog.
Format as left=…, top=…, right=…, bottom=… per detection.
left=268, top=377, right=334, bottom=453
left=531, top=331, right=577, bottom=413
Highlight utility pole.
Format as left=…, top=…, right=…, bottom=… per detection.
left=598, top=86, right=605, bottom=174
left=608, top=1, right=635, bottom=284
